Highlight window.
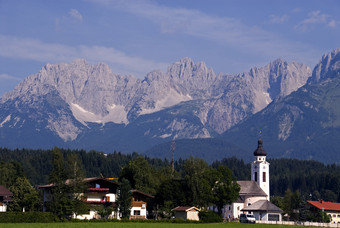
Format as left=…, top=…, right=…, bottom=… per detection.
left=133, top=210, right=141, bottom=215
left=95, top=184, right=100, bottom=188
left=254, top=172, right=257, bottom=182
left=228, top=206, right=231, bottom=210
left=268, top=214, right=280, bottom=221
left=263, top=172, right=266, bottom=182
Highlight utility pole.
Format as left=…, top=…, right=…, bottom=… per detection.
left=171, top=139, right=176, bottom=175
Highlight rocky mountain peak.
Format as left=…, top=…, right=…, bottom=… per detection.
left=310, top=48, right=340, bottom=84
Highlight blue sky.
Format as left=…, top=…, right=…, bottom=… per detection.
left=0, top=0, right=339, bottom=96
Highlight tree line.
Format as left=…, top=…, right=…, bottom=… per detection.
left=1, top=147, right=340, bottom=219
left=0, top=147, right=240, bottom=219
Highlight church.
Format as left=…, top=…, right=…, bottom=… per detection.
left=222, top=138, right=283, bottom=221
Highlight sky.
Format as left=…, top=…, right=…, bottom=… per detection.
left=0, top=0, right=339, bottom=96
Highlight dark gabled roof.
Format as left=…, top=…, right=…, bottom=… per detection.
left=237, top=181, right=267, bottom=197
left=38, top=177, right=119, bottom=189
left=172, top=206, right=200, bottom=212
left=242, top=200, right=283, bottom=213
left=131, top=189, right=154, bottom=199
left=0, top=185, right=13, bottom=197
left=307, top=200, right=340, bottom=212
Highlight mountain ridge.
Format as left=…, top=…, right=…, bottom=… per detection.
left=0, top=55, right=313, bottom=154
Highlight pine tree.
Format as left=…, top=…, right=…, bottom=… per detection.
left=116, top=178, right=132, bottom=218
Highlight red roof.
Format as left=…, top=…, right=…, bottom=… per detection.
left=307, top=200, right=340, bottom=211
left=0, top=185, right=13, bottom=197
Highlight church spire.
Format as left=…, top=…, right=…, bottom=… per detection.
left=253, top=138, right=267, bottom=156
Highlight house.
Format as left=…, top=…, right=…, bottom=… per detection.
left=307, top=200, right=340, bottom=224
left=39, top=177, right=120, bottom=219
left=222, top=139, right=282, bottom=222
left=0, top=185, right=13, bottom=212
left=173, top=206, right=200, bottom=221
left=38, top=177, right=154, bottom=220
left=130, top=189, right=154, bottom=219
left=241, top=199, right=283, bottom=221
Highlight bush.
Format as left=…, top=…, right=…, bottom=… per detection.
left=199, top=210, right=223, bottom=223
left=0, top=212, right=58, bottom=223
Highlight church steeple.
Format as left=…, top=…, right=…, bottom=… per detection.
left=253, top=138, right=267, bottom=156
left=251, top=138, right=270, bottom=200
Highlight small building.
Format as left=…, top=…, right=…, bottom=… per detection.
left=0, top=185, right=13, bottom=212
left=241, top=200, right=283, bottom=221
left=173, top=206, right=200, bottom=221
left=130, top=189, right=154, bottom=219
left=307, top=200, right=340, bottom=224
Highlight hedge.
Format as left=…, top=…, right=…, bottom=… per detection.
left=0, top=212, right=58, bottom=223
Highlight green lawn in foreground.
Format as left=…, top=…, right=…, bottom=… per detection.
left=0, top=223, right=315, bottom=228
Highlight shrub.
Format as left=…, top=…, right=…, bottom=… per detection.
left=199, top=210, right=223, bottom=223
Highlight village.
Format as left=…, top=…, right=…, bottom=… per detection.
left=1, top=139, right=339, bottom=226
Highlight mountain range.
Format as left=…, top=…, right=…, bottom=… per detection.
left=1, top=49, right=339, bottom=163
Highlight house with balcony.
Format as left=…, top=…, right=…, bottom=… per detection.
left=39, top=177, right=153, bottom=219
left=130, top=189, right=154, bottom=219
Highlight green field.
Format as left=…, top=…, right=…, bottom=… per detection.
left=0, top=223, right=315, bottom=228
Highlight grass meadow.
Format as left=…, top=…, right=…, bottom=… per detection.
left=0, top=223, right=316, bottom=228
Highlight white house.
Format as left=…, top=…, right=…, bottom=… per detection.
left=39, top=177, right=153, bottom=219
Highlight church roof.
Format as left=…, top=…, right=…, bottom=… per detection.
left=237, top=181, right=267, bottom=197
left=241, top=200, right=283, bottom=213
left=253, top=139, right=267, bottom=156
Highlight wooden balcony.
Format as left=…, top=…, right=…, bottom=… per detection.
left=88, top=188, right=109, bottom=192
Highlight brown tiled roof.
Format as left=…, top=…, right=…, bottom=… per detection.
left=307, top=200, right=340, bottom=212
left=0, top=185, right=13, bottom=202
left=131, top=189, right=154, bottom=198
left=242, top=200, right=283, bottom=213
left=172, top=206, right=200, bottom=212
left=38, top=177, right=119, bottom=189
left=0, top=185, right=13, bottom=197
left=237, top=181, right=267, bottom=197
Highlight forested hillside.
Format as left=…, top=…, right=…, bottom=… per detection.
left=0, top=147, right=339, bottom=202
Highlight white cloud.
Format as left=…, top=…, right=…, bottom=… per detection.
left=269, top=14, right=289, bottom=24
left=0, top=35, right=168, bottom=77
left=90, top=0, right=319, bottom=67
left=69, top=9, right=83, bottom=22
left=0, top=73, right=21, bottom=81
left=328, top=19, right=338, bottom=28
left=295, top=10, right=335, bottom=32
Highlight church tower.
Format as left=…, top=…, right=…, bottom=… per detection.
left=251, top=138, right=270, bottom=200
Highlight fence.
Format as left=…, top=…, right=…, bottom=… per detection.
left=257, top=220, right=340, bottom=227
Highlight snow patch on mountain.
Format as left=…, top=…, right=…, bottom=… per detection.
left=70, top=103, right=128, bottom=125
left=0, top=115, right=11, bottom=127
left=140, top=88, right=192, bottom=115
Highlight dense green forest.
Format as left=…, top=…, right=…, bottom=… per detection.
left=0, top=147, right=339, bottom=203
